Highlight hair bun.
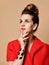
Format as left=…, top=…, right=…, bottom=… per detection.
left=25, top=3, right=39, bottom=16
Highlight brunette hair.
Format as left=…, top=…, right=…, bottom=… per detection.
left=21, top=3, right=39, bottom=32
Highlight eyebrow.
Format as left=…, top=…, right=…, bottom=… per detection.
left=20, top=19, right=30, bottom=22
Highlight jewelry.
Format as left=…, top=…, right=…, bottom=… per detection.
left=16, top=48, right=25, bottom=59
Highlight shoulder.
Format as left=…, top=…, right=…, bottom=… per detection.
left=35, top=36, right=49, bottom=46
left=7, top=39, right=21, bottom=61
left=34, top=36, right=49, bottom=65
left=34, top=36, right=49, bottom=54
left=7, top=39, right=21, bottom=50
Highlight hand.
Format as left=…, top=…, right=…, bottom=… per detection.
left=18, top=32, right=29, bottom=47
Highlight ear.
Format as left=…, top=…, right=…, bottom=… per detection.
left=33, top=24, right=37, bottom=31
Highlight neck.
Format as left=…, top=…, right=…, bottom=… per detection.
left=28, top=33, right=34, bottom=44
left=28, top=34, right=33, bottom=43
left=27, top=33, right=34, bottom=52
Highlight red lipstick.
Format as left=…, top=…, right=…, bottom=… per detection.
left=21, top=28, right=26, bottom=30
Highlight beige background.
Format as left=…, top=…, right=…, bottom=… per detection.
left=0, top=0, right=49, bottom=65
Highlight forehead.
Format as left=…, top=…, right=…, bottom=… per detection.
left=20, top=14, right=33, bottom=20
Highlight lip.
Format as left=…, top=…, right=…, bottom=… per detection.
left=21, top=28, right=26, bottom=30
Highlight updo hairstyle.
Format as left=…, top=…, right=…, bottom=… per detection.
left=21, top=3, right=39, bottom=32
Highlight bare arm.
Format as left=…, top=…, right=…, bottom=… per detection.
left=8, top=46, right=25, bottom=65
left=9, top=56, right=24, bottom=65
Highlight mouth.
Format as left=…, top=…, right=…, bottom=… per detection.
left=21, top=28, right=26, bottom=30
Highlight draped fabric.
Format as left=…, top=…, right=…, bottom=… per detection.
left=7, top=36, right=49, bottom=65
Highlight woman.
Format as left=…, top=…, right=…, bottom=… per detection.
left=7, top=3, right=49, bottom=65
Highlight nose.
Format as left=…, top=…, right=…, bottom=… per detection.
left=21, top=21, right=25, bottom=27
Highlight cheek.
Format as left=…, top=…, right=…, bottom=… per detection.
left=26, top=24, right=33, bottom=31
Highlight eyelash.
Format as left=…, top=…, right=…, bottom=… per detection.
left=20, top=20, right=22, bottom=23
left=25, top=20, right=29, bottom=23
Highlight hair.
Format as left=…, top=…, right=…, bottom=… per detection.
left=21, top=3, right=39, bottom=32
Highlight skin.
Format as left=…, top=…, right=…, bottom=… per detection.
left=20, top=14, right=34, bottom=35
left=9, top=14, right=37, bottom=65
left=19, top=14, right=37, bottom=50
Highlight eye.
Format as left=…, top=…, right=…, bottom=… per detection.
left=25, top=19, right=29, bottom=23
left=20, top=20, right=22, bottom=23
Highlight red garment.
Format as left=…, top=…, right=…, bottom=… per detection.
left=7, top=36, right=49, bottom=65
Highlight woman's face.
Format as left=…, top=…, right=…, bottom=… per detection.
left=20, top=14, right=34, bottom=35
